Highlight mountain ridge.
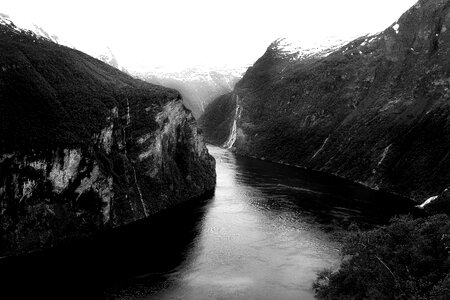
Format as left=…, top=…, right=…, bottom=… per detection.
left=136, top=66, right=244, bottom=118
left=0, top=18, right=216, bottom=256
left=200, top=0, right=450, bottom=204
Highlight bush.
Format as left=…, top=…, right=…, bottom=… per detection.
left=314, top=214, right=450, bottom=300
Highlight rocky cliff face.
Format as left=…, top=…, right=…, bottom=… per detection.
left=0, top=19, right=215, bottom=256
left=200, top=0, right=450, bottom=203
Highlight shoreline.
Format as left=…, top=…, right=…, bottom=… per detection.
left=207, top=143, right=418, bottom=207
left=0, top=187, right=216, bottom=261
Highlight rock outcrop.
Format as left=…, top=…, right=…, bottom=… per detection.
left=0, top=18, right=215, bottom=256
left=200, top=0, right=450, bottom=203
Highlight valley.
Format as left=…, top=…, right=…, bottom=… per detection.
left=0, top=0, right=449, bottom=299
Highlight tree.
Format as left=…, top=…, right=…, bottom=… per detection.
left=314, top=214, right=450, bottom=300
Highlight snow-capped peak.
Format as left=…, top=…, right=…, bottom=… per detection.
left=131, top=65, right=246, bottom=82
left=0, top=13, right=14, bottom=27
left=271, top=36, right=354, bottom=60
left=0, top=13, right=59, bottom=43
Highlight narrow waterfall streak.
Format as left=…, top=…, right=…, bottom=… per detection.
left=123, top=97, right=131, bottom=155
left=377, top=144, right=391, bottom=166
left=126, top=97, right=131, bottom=126
left=223, top=95, right=239, bottom=149
left=125, top=97, right=148, bottom=217
left=132, top=165, right=148, bottom=217
left=126, top=194, right=136, bottom=217
left=311, top=136, right=329, bottom=160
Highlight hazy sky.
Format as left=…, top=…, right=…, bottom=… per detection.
left=3, top=0, right=418, bottom=71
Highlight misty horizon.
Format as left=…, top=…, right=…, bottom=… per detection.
left=4, top=0, right=417, bottom=72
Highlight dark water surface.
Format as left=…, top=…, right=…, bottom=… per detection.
left=0, top=146, right=415, bottom=299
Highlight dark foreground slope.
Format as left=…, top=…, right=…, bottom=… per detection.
left=200, top=0, right=450, bottom=202
left=0, top=19, right=216, bottom=256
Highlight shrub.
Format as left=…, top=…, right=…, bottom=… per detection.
left=314, top=214, right=450, bottom=300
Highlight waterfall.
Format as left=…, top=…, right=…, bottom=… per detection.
left=311, top=136, right=329, bottom=160
left=223, top=95, right=240, bottom=149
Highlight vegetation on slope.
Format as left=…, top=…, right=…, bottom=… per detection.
left=0, top=21, right=216, bottom=255
left=198, top=92, right=236, bottom=145
left=314, top=214, right=450, bottom=299
left=0, top=22, right=178, bottom=153
left=200, top=0, right=450, bottom=201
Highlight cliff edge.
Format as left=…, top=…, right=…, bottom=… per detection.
left=0, top=18, right=216, bottom=256
left=200, top=0, right=450, bottom=203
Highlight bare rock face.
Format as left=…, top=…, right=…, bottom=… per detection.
left=0, top=20, right=215, bottom=256
left=200, top=0, right=450, bottom=204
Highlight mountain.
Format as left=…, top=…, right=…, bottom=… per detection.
left=134, top=67, right=244, bottom=118
left=0, top=13, right=122, bottom=70
left=0, top=17, right=215, bottom=256
left=87, top=45, right=120, bottom=69
left=0, top=13, right=59, bottom=43
left=0, top=13, right=239, bottom=114
left=200, top=0, right=450, bottom=204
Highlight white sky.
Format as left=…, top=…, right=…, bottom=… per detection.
left=3, top=0, right=418, bottom=71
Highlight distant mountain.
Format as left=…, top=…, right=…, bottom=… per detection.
left=200, top=0, right=450, bottom=204
left=84, top=44, right=121, bottom=69
left=268, top=37, right=350, bottom=61
left=0, top=17, right=215, bottom=256
left=134, top=67, right=244, bottom=118
left=0, top=13, right=242, bottom=117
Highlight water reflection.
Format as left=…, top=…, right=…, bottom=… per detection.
left=0, top=192, right=210, bottom=299
left=106, top=146, right=414, bottom=299
left=0, top=146, right=414, bottom=299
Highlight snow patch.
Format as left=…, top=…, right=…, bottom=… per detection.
left=0, top=14, right=60, bottom=43
left=392, top=24, right=400, bottom=34
left=272, top=37, right=351, bottom=61
left=417, top=195, right=438, bottom=209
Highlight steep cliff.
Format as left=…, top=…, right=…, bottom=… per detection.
left=200, top=0, right=450, bottom=203
left=0, top=19, right=215, bottom=256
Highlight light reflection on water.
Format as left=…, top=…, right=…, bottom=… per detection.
left=164, top=152, right=337, bottom=299
left=105, top=145, right=413, bottom=299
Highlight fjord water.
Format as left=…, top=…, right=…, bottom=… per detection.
left=103, top=145, right=413, bottom=299
left=0, top=145, right=413, bottom=299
